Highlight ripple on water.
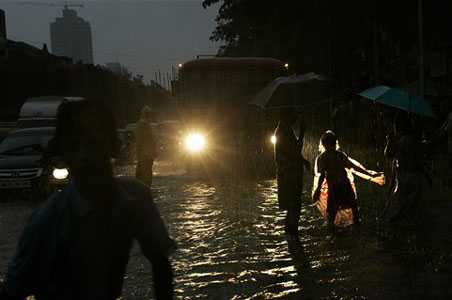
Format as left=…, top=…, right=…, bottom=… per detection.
left=141, top=174, right=440, bottom=300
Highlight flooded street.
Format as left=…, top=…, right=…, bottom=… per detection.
left=2, top=1, right=452, bottom=299
left=2, top=159, right=452, bottom=299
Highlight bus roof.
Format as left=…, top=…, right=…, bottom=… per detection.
left=181, top=57, right=285, bottom=72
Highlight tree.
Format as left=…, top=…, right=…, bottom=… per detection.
left=202, top=0, right=374, bottom=87
left=203, top=0, right=452, bottom=92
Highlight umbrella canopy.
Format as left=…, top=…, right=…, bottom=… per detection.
left=249, top=73, right=339, bottom=109
left=358, top=85, right=438, bottom=119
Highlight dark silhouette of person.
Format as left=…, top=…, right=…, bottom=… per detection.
left=274, top=108, right=310, bottom=235
left=312, top=131, right=382, bottom=228
left=135, top=106, right=158, bottom=187
left=381, top=112, right=431, bottom=227
left=0, top=100, right=175, bottom=300
left=426, top=109, right=452, bottom=169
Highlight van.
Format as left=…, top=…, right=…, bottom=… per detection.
left=18, top=96, right=84, bottom=128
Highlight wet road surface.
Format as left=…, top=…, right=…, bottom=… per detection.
left=1, top=159, right=452, bottom=299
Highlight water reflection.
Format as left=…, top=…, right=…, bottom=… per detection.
left=122, top=170, right=451, bottom=299
left=2, top=164, right=450, bottom=299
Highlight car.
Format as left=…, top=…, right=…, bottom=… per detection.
left=0, top=127, right=69, bottom=201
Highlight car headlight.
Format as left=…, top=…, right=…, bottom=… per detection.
left=270, top=135, right=277, bottom=144
left=186, top=134, right=206, bottom=151
left=52, top=168, right=69, bottom=180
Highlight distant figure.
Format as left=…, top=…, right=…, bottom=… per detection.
left=312, top=131, right=384, bottom=228
left=274, top=108, right=310, bottom=235
left=426, top=110, right=452, bottom=168
left=135, top=106, right=158, bottom=187
left=381, top=112, right=431, bottom=227
left=0, top=100, right=175, bottom=300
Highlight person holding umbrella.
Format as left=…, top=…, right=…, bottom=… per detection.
left=274, top=108, right=310, bottom=235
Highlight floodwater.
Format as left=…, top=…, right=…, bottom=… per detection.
left=1, top=160, right=452, bottom=299
left=121, top=160, right=452, bottom=300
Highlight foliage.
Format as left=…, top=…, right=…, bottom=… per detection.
left=203, top=0, right=452, bottom=92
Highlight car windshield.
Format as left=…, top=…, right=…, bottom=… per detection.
left=0, top=131, right=54, bottom=155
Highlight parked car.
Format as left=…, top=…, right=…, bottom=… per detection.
left=0, top=123, right=17, bottom=143
left=0, top=127, right=68, bottom=201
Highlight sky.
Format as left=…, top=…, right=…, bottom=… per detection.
left=0, top=0, right=221, bottom=84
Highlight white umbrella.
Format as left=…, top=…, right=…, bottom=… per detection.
left=249, top=73, right=339, bottom=109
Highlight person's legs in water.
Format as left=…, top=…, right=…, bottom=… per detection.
left=326, top=210, right=338, bottom=228
left=135, top=159, right=153, bottom=187
left=326, top=192, right=338, bottom=228
left=285, top=198, right=301, bottom=235
left=285, top=183, right=302, bottom=235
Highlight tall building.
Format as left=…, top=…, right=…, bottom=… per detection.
left=50, top=8, right=93, bottom=64
left=0, top=9, right=7, bottom=57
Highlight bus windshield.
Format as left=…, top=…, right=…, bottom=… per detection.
left=180, top=58, right=285, bottom=108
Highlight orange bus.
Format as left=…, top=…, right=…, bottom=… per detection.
left=176, top=57, right=287, bottom=178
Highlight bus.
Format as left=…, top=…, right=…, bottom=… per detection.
left=175, top=57, right=287, bottom=178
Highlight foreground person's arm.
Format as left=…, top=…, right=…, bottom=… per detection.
left=149, top=255, right=174, bottom=300
left=133, top=183, right=176, bottom=300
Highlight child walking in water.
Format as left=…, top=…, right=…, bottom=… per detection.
left=312, top=131, right=385, bottom=228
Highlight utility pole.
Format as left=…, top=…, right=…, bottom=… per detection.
left=372, top=0, right=379, bottom=84
left=418, top=0, right=425, bottom=96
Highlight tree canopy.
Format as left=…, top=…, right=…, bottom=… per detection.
left=203, top=0, right=451, bottom=92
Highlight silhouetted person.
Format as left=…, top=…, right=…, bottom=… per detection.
left=274, top=108, right=310, bottom=235
left=312, top=131, right=383, bottom=228
left=135, top=106, right=158, bottom=187
left=381, top=112, right=431, bottom=227
left=426, top=110, right=452, bottom=169
left=0, top=100, right=175, bottom=300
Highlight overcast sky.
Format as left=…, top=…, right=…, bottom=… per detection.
left=0, top=0, right=220, bottom=84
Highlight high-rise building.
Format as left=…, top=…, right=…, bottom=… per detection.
left=0, top=9, right=7, bottom=57
left=50, top=8, right=93, bottom=64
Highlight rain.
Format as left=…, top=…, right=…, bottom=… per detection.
left=1, top=1, right=452, bottom=299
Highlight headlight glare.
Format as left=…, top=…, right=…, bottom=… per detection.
left=186, top=134, right=205, bottom=151
left=270, top=135, right=277, bottom=144
left=52, top=168, right=69, bottom=180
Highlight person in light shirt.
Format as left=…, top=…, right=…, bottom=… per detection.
left=312, top=130, right=384, bottom=228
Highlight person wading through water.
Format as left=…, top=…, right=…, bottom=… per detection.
left=312, top=131, right=384, bottom=229
left=135, top=105, right=158, bottom=187
left=274, top=108, right=310, bottom=235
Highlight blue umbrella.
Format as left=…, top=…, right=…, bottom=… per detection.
left=358, top=85, right=438, bottom=119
